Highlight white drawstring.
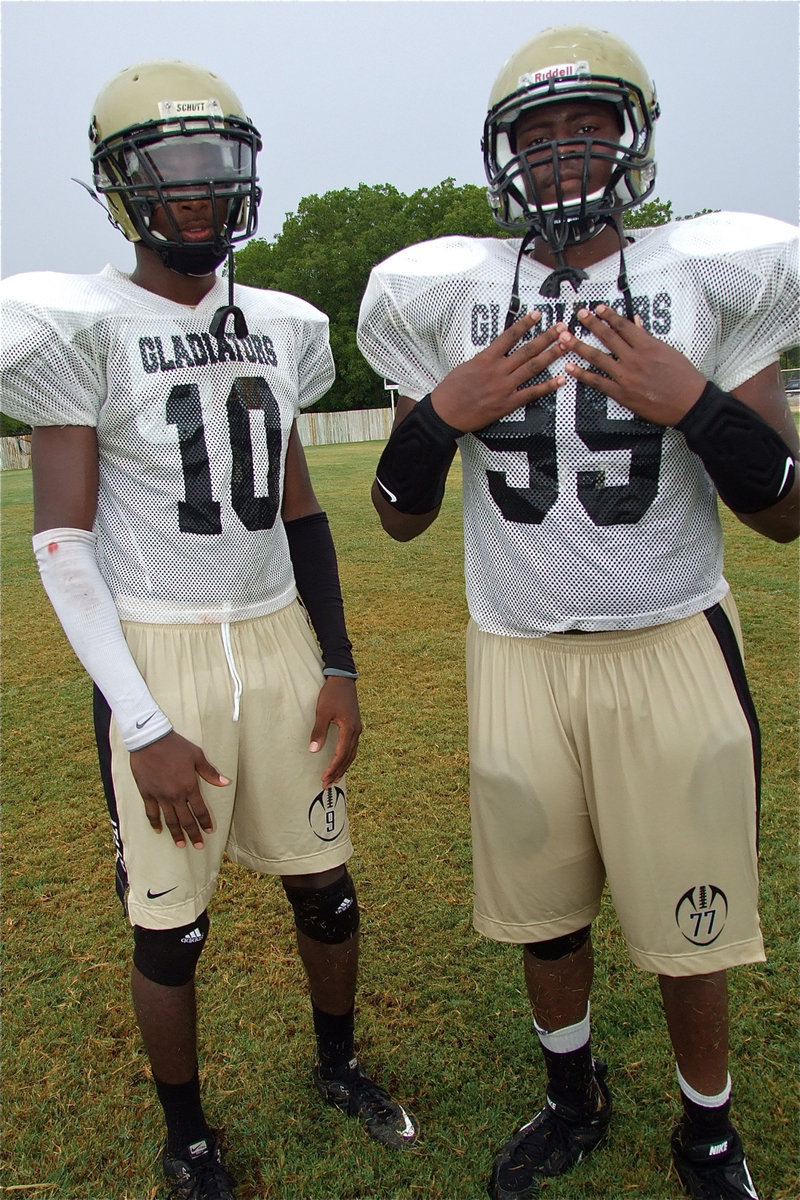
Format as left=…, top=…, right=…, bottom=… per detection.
left=220, top=623, right=243, bottom=722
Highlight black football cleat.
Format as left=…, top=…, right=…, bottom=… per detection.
left=162, top=1135, right=235, bottom=1200
left=671, top=1122, right=759, bottom=1199
left=313, top=1057, right=419, bottom=1150
left=488, top=1060, right=612, bottom=1198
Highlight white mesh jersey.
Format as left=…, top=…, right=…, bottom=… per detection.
left=358, top=212, right=799, bottom=636
left=1, top=266, right=335, bottom=623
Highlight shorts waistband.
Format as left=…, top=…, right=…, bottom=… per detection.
left=542, top=611, right=710, bottom=652
left=470, top=609, right=716, bottom=656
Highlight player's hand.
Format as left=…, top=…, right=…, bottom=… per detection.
left=129, top=730, right=230, bottom=849
left=431, top=310, right=566, bottom=432
left=309, top=676, right=362, bottom=786
left=560, top=305, right=707, bottom=426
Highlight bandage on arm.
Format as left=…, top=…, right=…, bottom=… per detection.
left=32, top=528, right=173, bottom=751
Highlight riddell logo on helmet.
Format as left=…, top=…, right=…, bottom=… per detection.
left=519, top=60, right=590, bottom=86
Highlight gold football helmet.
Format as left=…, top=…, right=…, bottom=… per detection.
left=89, top=60, right=262, bottom=275
left=483, top=26, right=659, bottom=242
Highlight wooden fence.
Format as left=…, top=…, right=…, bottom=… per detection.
left=296, top=406, right=392, bottom=447
left=1, top=409, right=394, bottom=471
left=1, top=435, right=31, bottom=470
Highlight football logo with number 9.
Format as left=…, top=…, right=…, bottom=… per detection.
left=308, top=786, right=346, bottom=841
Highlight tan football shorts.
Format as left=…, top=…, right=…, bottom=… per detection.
left=105, top=600, right=353, bottom=930
left=466, top=592, right=765, bottom=976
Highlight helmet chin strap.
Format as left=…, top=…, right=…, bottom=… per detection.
left=504, top=228, right=538, bottom=329
left=538, top=212, right=590, bottom=300
left=209, top=247, right=249, bottom=338
left=148, top=223, right=249, bottom=338
left=610, top=216, right=636, bottom=323
left=153, top=234, right=228, bottom=278
left=505, top=214, right=635, bottom=328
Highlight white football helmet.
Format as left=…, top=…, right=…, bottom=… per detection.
left=483, top=25, right=659, bottom=245
left=89, top=60, right=262, bottom=275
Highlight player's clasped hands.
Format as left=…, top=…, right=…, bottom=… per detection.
left=431, top=310, right=567, bottom=432
left=431, top=303, right=711, bottom=434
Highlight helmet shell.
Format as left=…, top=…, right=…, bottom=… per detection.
left=488, top=25, right=656, bottom=114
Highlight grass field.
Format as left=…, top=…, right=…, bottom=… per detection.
left=1, top=445, right=798, bottom=1200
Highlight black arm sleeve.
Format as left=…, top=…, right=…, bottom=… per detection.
left=375, top=394, right=461, bottom=514
left=675, top=381, right=796, bottom=513
left=284, top=511, right=357, bottom=677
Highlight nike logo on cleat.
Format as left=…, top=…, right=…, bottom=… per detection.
left=146, top=885, right=178, bottom=899
left=708, top=1141, right=729, bottom=1156
left=398, top=1110, right=416, bottom=1138
left=188, top=1139, right=209, bottom=1159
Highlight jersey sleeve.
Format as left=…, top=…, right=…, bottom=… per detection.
left=357, top=238, right=479, bottom=401
left=256, top=289, right=336, bottom=411
left=0, top=274, right=105, bottom=427
left=674, top=214, right=799, bottom=394
left=296, top=311, right=336, bottom=410
left=356, top=272, right=431, bottom=401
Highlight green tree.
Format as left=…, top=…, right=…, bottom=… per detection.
left=235, top=179, right=499, bottom=410
left=623, top=196, right=674, bottom=228
left=624, top=198, right=718, bottom=228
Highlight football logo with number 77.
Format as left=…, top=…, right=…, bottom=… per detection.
left=675, top=883, right=728, bottom=946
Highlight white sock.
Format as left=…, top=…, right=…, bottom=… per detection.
left=676, top=1064, right=732, bottom=1107
left=534, top=1004, right=591, bottom=1054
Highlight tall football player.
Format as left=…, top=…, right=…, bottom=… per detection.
left=1, top=61, right=417, bottom=1200
left=358, top=25, right=798, bottom=1200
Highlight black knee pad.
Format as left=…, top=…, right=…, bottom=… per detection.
left=524, top=924, right=591, bottom=961
left=132, top=910, right=210, bottom=986
left=282, top=869, right=360, bottom=944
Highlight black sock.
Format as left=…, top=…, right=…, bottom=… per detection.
left=312, top=1000, right=355, bottom=1073
left=541, top=1042, right=597, bottom=1111
left=153, top=1071, right=212, bottom=1155
left=680, top=1090, right=732, bottom=1142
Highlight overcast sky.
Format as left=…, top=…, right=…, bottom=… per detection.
left=1, top=0, right=798, bottom=280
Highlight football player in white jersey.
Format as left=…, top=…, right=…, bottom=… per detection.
left=358, top=25, right=798, bottom=1200
left=0, top=60, right=417, bottom=1199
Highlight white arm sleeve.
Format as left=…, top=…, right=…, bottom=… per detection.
left=32, top=528, right=173, bottom=752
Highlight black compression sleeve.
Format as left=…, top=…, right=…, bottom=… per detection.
left=375, top=394, right=461, bottom=514
left=284, top=512, right=357, bottom=677
left=676, top=381, right=796, bottom=513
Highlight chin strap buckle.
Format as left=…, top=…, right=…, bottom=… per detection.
left=539, top=265, right=589, bottom=298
